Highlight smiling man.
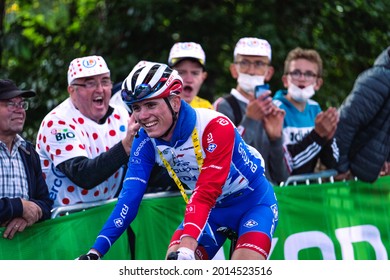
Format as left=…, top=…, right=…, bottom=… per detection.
left=36, top=55, right=137, bottom=208
left=0, top=79, right=52, bottom=239
left=77, top=61, right=279, bottom=261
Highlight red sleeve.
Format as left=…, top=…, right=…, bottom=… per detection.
left=182, top=116, right=235, bottom=240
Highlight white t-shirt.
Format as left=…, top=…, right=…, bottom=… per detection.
left=36, top=98, right=129, bottom=208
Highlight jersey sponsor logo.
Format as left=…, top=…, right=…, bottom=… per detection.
left=49, top=163, right=67, bottom=201
left=236, top=243, right=268, bottom=258
left=114, top=204, right=129, bottom=228
left=114, top=217, right=123, bottom=228
left=238, top=142, right=258, bottom=173
left=206, top=132, right=214, bottom=143
left=124, top=176, right=147, bottom=184
left=271, top=204, right=279, bottom=221
left=51, top=128, right=76, bottom=142
left=244, top=219, right=258, bottom=228
left=202, top=164, right=222, bottom=170
left=130, top=157, right=141, bottom=164
left=133, top=137, right=150, bottom=156
left=51, top=162, right=67, bottom=178
left=217, top=118, right=229, bottom=126
left=186, top=204, right=196, bottom=213
left=206, top=143, right=217, bottom=153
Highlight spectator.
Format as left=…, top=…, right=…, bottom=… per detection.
left=213, top=37, right=288, bottom=185
left=77, top=61, right=278, bottom=260
left=0, top=79, right=52, bottom=239
left=273, top=47, right=339, bottom=175
left=168, top=42, right=213, bottom=109
left=335, top=46, right=390, bottom=183
left=36, top=55, right=135, bottom=208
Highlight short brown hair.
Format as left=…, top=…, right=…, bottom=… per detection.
left=284, top=47, right=323, bottom=77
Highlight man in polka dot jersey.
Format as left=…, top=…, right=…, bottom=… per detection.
left=36, top=55, right=136, bottom=208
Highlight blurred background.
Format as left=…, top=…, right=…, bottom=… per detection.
left=1, top=0, right=389, bottom=141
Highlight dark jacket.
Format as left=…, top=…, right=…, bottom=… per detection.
left=335, top=47, right=390, bottom=182
left=0, top=141, right=53, bottom=223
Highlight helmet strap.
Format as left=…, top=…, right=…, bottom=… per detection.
left=159, top=97, right=178, bottom=139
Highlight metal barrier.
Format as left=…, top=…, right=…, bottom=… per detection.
left=51, top=190, right=186, bottom=219
left=52, top=172, right=346, bottom=217
left=279, top=169, right=338, bottom=187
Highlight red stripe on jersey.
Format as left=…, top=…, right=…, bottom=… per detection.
left=182, top=116, right=236, bottom=240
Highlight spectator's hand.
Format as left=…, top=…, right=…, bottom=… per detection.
left=380, top=161, right=390, bottom=176
left=263, top=106, right=286, bottom=141
left=314, top=107, right=339, bottom=140
left=335, top=170, right=352, bottom=181
left=21, top=199, right=42, bottom=226
left=246, top=92, right=273, bottom=121
left=77, top=249, right=101, bottom=260
left=2, top=217, right=28, bottom=240
left=122, top=114, right=141, bottom=155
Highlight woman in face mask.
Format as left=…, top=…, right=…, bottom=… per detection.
left=273, top=47, right=339, bottom=176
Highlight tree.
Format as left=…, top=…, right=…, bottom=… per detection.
left=1, top=0, right=389, bottom=141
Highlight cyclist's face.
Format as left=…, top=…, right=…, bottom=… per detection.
left=131, top=96, right=181, bottom=140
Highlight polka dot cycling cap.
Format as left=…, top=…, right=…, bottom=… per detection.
left=233, top=37, right=272, bottom=60
left=67, top=55, right=110, bottom=85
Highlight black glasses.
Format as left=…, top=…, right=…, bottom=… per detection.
left=71, top=79, right=112, bottom=89
left=235, top=60, right=269, bottom=71
left=287, top=70, right=318, bottom=81
left=1, top=101, right=29, bottom=111
left=121, top=83, right=153, bottom=104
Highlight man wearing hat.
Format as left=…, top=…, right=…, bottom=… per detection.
left=0, top=79, right=53, bottom=239
left=36, top=55, right=136, bottom=208
left=168, top=42, right=213, bottom=109
left=214, top=37, right=289, bottom=185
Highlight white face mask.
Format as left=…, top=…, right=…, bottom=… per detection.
left=288, top=83, right=315, bottom=102
left=237, top=73, right=265, bottom=94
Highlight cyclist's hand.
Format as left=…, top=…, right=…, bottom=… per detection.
left=176, top=247, right=195, bottom=260
left=166, top=251, right=179, bottom=260
left=76, top=250, right=101, bottom=260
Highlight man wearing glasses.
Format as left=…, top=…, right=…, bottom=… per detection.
left=214, top=37, right=288, bottom=185
left=36, top=55, right=136, bottom=208
left=0, top=79, right=52, bottom=239
left=273, top=47, right=339, bottom=175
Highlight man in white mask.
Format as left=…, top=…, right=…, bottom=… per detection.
left=273, top=47, right=339, bottom=175
left=214, top=37, right=289, bottom=185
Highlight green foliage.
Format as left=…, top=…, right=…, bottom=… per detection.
left=1, top=0, right=389, bottom=142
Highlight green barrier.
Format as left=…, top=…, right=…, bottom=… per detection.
left=0, top=203, right=131, bottom=260
left=1, top=176, right=389, bottom=260
left=273, top=176, right=390, bottom=259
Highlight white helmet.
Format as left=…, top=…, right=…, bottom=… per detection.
left=121, top=61, right=183, bottom=107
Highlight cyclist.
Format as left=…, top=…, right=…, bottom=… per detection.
left=78, top=61, right=278, bottom=260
